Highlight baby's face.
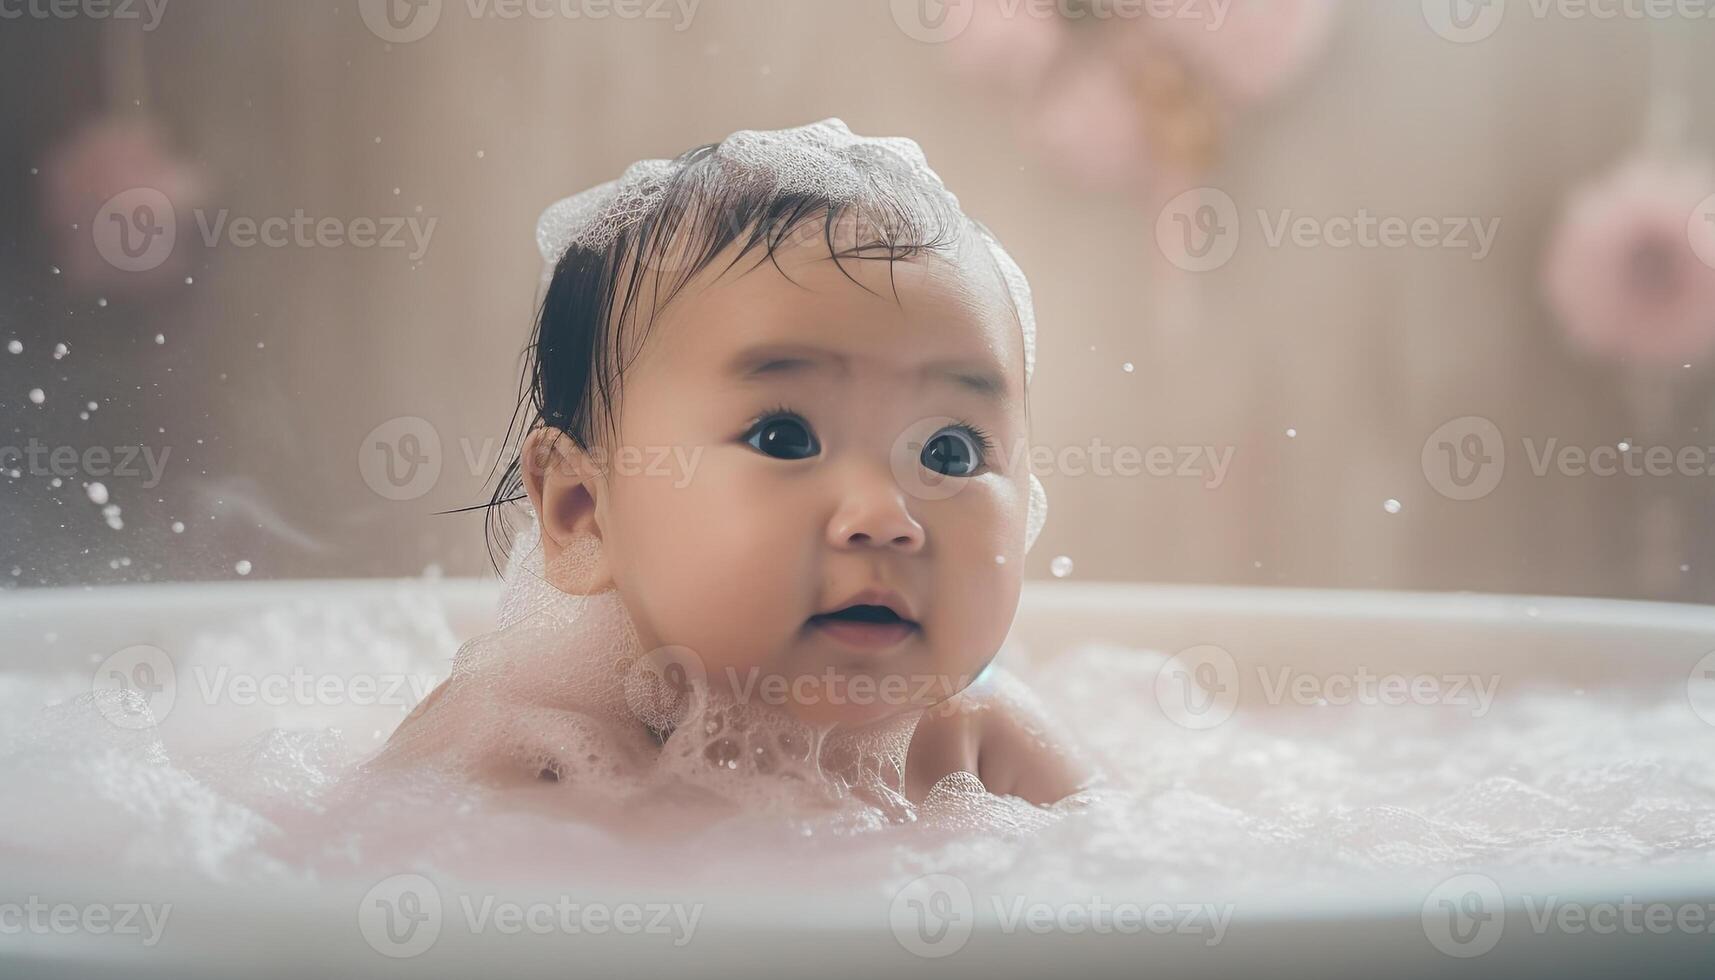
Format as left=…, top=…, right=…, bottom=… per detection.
left=547, top=227, right=1030, bottom=728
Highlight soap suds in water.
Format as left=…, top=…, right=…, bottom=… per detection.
left=2, top=528, right=1711, bottom=901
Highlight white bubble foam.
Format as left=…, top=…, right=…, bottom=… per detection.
left=2, top=529, right=1711, bottom=899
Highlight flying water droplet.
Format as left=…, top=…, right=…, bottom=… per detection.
left=1050, top=555, right=1074, bottom=578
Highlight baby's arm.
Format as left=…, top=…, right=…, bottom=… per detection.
left=904, top=666, right=1092, bottom=806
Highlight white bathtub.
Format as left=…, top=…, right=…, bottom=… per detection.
left=2, top=580, right=1713, bottom=979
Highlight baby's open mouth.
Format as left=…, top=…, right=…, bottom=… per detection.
left=807, top=604, right=920, bottom=649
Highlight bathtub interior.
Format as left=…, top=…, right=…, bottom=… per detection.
left=3, top=580, right=1715, bottom=979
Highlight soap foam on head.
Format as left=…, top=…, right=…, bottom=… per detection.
left=534, top=118, right=1049, bottom=551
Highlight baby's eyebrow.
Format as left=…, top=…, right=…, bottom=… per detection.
left=726, top=343, right=1010, bottom=403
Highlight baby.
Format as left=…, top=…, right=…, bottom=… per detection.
left=376, top=119, right=1088, bottom=816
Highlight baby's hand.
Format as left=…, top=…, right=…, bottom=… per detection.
left=903, top=666, right=1092, bottom=806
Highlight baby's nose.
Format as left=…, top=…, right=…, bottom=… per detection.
left=827, top=475, right=925, bottom=553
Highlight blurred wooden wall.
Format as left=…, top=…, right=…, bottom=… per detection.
left=3, top=0, right=1712, bottom=601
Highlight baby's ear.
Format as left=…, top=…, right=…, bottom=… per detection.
left=520, top=426, right=613, bottom=595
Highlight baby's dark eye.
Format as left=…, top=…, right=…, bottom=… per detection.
left=745, top=412, right=820, bottom=460
left=921, top=425, right=989, bottom=477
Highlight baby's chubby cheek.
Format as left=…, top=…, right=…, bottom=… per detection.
left=919, top=500, right=1026, bottom=693
left=600, top=457, right=816, bottom=678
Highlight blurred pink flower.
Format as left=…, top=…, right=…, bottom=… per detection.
left=946, top=0, right=1063, bottom=95
left=1542, top=156, right=1715, bottom=366
left=1147, top=0, right=1337, bottom=105
left=1031, top=55, right=1155, bottom=187
left=40, top=115, right=204, bottom=294
left=946, top=0, right=1336, bottom=188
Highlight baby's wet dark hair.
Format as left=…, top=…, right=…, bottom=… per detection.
left=476, top=135, right=1023, bottom=568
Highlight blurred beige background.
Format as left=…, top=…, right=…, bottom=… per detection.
left=3, top=0, right=1713, bottom=601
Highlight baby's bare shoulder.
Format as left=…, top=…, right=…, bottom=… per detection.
left=905, top=667, right=1092, bottom=806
